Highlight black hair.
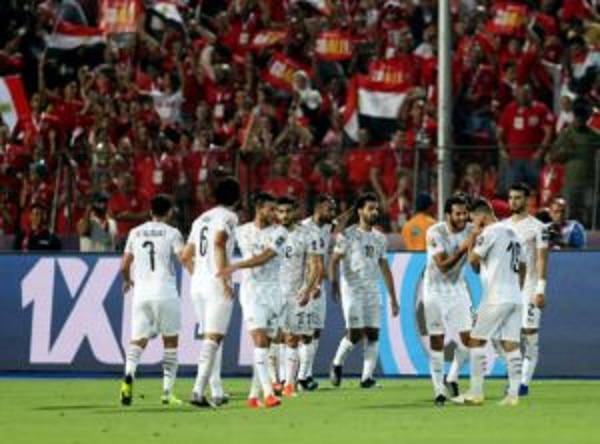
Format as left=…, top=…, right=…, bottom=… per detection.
left=509, top=182, right=531, bottom=197
left=253, top=191, right=276, bottom=209
left=444, top=195, right=468, bottom=215
left=277, top=196, right=297, bottom=207
left=315, top=194, right=335, bottom=207
left=151, top=194, right=173, bottom=217
left=355, top=192, right=379, bottom=211
left=469, top=198, right=494, bottom=215
left=214, top=177, right=240, bottom=207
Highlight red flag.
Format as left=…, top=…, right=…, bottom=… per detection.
left=250, top=30, right=287, bottom=50
left=262, top=53, right=312, bottom=92
left=100, top=0, right=142, bottom=34
left=487, top=2, right=529, bottom=37
left=315, top=30, right=353, bottom=62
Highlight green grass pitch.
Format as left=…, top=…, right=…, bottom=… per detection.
left=1, top=378, right=599, bottom=444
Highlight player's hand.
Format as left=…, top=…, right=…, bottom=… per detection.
left=216, top=265, right=236, bottom=278
left=297, top=289, right=311, bottom=307
left=122, top=279, right=134, bottom=294
left=391, top=299, right=400, bottom=317
left=534, top=293, right=546, bottom=309
left=310, top=285, right=321, bottom=300
left=223, top=280, right=235, bottom=299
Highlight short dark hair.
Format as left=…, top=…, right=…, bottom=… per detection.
left=315, top=194, right=336, bottom=207
left=469, top=198, right=494, bottom=215
left=509, top=182, right=531, bottom=197
left=214, top=177, right=240, bottom=207
left=415, top=192, right=434, bottom=212
left=444, top=195, right=468, bottom=215
left=277, top=196, right=297, bottom=207
left=151, top=194, right=173, bottom=217
left=355, top=192, right=379, bottom=210
left=253, top=191, right=276, bottom=209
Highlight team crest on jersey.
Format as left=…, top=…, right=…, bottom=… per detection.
left=476, top=236, right=485, bottom=246
left=275, top=236, right=285, bottom=247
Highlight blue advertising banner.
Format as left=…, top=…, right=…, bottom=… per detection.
left=0, top=252, right=598, bottom=377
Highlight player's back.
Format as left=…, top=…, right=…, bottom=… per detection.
left=503, top=215, right=547, bottom=291
left=424, top=222, right=472, bottom=293
left=190, top=206, right=238, bottom=283
left=476, top=223, right=523, bottom=305
left=126, top=221, right=184, bottom=299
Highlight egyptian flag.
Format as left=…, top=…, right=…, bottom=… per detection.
left=45, top=21, right=106, bottom=51
left=262, top=53, right=312, bottom=92
left=0, top=76, right=32, bottom=133
left=343, top=60, right=412, bottom=143
left=315, top=30, right=353, bottom=62
left=147, top=0, right=186, bottom=34
left=486, top=2, right=529, bottom=37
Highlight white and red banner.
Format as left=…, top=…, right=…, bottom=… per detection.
left=100, top=0, right=142, bottom=34
left=0, top=76, right=32, bottom=132
left=45, top=21, right=106, bottom=50
left=315, top=30, right=353, bottom=61
left=262, top=53, right=312, bottom=92
left=487, top=2, right=529, bottom=37
left=298, top=0, right=332, bottom=15
left=250, top=29, right=287, bottom=50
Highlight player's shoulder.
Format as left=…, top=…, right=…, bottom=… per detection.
left=427, top=221, right=446, bottom=236
left=372, top=226, right=387, bottom=242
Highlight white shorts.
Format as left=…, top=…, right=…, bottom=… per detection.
left=191, top=278, right=234, bottom=335
left=341, top=284, right=380, bottom=329
left=283, top=294, right=313, bottom=336
left=471, top=303, right=522, bottom=343
left=131, top=297, right=180, bottom=340
left=240, top=280, right=280, bottom=337
left=522, top=290, right=542, bottom=330
left=310, top=286, right=327, bottom=330
left=423, top=291, right=472, bottom=336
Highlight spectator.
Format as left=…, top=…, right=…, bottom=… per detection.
left=13, top=202, right=61, bottom=251
left=108, top=175, right=149, bottom=246
left=77, top=193, right=117, bottom=252
left=552, top=99, right=600, bottom=226
left=401, top=192, right=435, bottom=251
left=547, top=197, right=587, bottom=249
left=497, top=84, right=554, bottom=191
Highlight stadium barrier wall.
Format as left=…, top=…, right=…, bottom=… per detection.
left=0, top=252, right=598, bottom=378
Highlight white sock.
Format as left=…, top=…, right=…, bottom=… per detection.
left=307, top=338, right=319, bottom=378
left=506, top=348, right=523, bottom=398
left=521, top=333, right=539, bottom=386
left=333, top=337, right=355, bottom=367
left=361, top=340, right=379, bottom=381
left=298, top=342, right=314, bottom=380
left=249, top=367, right=261, bottom=399
left=429, top=349, right=445, bottom=396
left=469, top=347, right=487, bottom=398
left=125, top=344, right=144, bottom=377
left=447, top=343, right=469, bottom=383
left=278, top=344, right=287, bottom=382
left=162, top=348, right=178, bottom=395
left=285, top=346, right=300, bottom=386
left=254, top=347, right=273, bottom=397
left=268, top=343, right=279, bottom=384
left=193, top=339, right=219, bottom=396
left=209, top=343, right=224, bottom=398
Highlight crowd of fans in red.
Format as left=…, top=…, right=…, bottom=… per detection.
left=0, top=0, right=599, bottom=250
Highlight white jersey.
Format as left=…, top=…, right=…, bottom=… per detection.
left=473, top=223, right=525, bottom=305
left=125, top=221, right=184, bottom=300
left=279, top=224, right=320, bottom=295
left=503, top=215, right=548, bottom=295
left=301, top=217, right=333, bottom=263
left=334, top=225, right=387, bottom=291
left=424, top=222, right=473, bottom=295
left=236, top=222, right=287, bottom=283
left=188, top=206, right=238, bottom=285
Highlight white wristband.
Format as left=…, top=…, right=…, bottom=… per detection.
left=535, top=279, right=547, bottom=295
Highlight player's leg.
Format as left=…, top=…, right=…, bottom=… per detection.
left=298, top=335, right=314, bottom=390
left=331, top=292, right=361, bottom=386
left=424, top=296, right=446, bottom=403
left=268, top=329, right=284, bottom=393
left=445, top=297, right=473, bottom=398
left=500, top=304, right=523, bottom=405
left=520, top=301, right=541, bottom=396
left=360, top=293, right=381, bottom=388
left=249, top=328, right=280, bottom=407
left=306, top=288, right=326, bottom=385
left=156, top=297, right=182, bottom=405
left=121, top=299, right=152, bottom=406
left=283, top=333, right=300, bottom=397
left=209, top=342, right=227, bottom=405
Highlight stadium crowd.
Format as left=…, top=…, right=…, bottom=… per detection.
left=0, top=0, right=599, bottom=250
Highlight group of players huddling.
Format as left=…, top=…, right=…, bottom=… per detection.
left=118, top=177, right=547, bottom=409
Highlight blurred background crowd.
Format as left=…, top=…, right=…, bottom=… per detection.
left=0, top=0, right=598, bottom=251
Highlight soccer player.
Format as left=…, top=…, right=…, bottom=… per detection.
left=463, top=198, right=525, bottom=406
left=180, top=177, right=241, bottom=408
left=119, top=194, right=185, bottom=406
left=300, top=195, right=337, bottom=390
left=220, top=192, right=288, bottom=408
left=504, top=183, right=548, bottom=396
left=423, top=195, right=474, bottom=406
left=329, top=192, right=399, bottom=388
left=276, top=196, right=321, bottom=396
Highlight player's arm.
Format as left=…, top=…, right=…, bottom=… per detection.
left=329, top=251, right=343, bottom=302
left=180, top=242, right=195, bottom=275
left=120, top=252, right=134, bottom=294
left=218, top=248, right=278, bottom=277
left=379, top=258, right=399, bottom=317
left=214, top=229, right=235, bottom=298
left=519, top=262, right=527, bottom=289
left=298, top=253, right=321, bottom=306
